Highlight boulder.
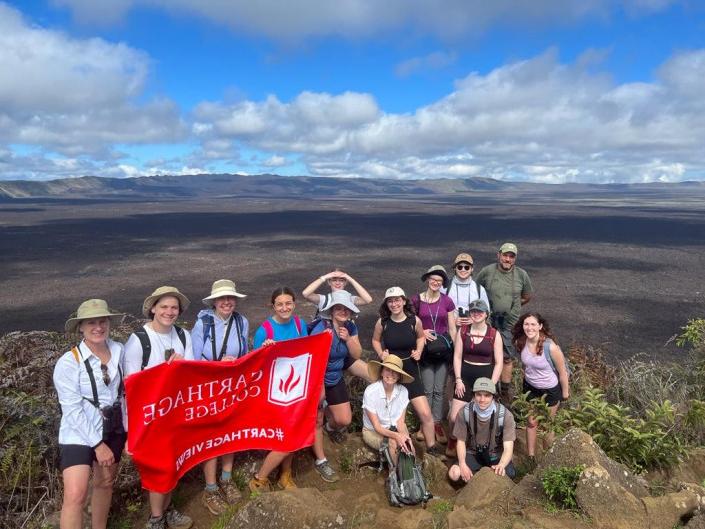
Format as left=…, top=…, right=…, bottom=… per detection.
left=454, top=466, right=514, bottom=512
left=652, top=448, right=705, bottom=487
left=507, top=474, right=545, bottom=514
left=374, top=507, right=433, bottom=529
left=575, top=465, right=648, bottom=529
left=686, top=513, right=705, bottom=529
left=447, top=505, right=509, bottom=529
left=642, top=489, right=704, bottom=529
left=226, top=487, right=344, bottom=529
left=521, top=505, right=594, bottom=529
left=540, top=428, right=649, bottom=498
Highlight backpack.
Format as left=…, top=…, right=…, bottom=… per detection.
left=261, top=316, right=303, bottom=341
left=464, top=400, right=506, bottom=456
left=380, top=443, right=432, bottom=507
left=542, top=339, right=572, bottom=379
left=201, top=313, right=245, bottom=360
left=135, top=325, right=187, bottom=370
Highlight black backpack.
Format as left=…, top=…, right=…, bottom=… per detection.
left=135, top=325, right=187, bottom=370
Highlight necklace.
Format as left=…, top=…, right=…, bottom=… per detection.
left=154, top=327, right=175, bottom=360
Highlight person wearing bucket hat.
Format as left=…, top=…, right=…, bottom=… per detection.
left=53, top=299, right=126, bottom=529
left=475, top=242, right=534, bottom=405
left=446, top=298, right=503, bottom=458
left=249, top=287, right=309, bottom=494
left=447, top=377, right=516, bottom=483
left=308, top=291, right=365, bottom=483
left=302, top=268, right=373, bottom=314
left=411, top=266, right=457, bottom=447
left=361, top=355, right=415, bottom=465
left=190, top=280, right=249, bottom=514
left=123, top=287, right=194, bottom=529
left=372, top=287, right=443, bottom=457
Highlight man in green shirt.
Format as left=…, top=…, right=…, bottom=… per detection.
left=475, top=242, right=533, bottom=405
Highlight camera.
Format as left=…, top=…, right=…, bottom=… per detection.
left=458, top=307, right=467, bottom=317
left=101, top=401, right=125, bottom=440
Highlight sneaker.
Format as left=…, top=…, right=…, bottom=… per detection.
left=277, top=469, right=297, bottom=490
left=164, top=507, right=193, bottom=529
left=201, top=489, right=228, bottom=516
left=324, top=423, right=347, bottom=443
left=248, top=474, right=271, bottom=493
left=445, top=438, right=458, bottom=459
left=219, top=479, right=242, bottom=504
left=145, top=516, right=166, bottom=529
left=434, top=422, right=447, bottom=444
left=315, top=460, right=340, bottom=483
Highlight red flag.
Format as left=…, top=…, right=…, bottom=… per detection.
left=125, top=331, right=332, bottom=493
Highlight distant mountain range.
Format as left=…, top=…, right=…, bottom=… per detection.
left=1, top=173, right=704, bottom=200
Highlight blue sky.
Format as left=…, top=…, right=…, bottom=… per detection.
left=1, top=1, right=704, bottom=182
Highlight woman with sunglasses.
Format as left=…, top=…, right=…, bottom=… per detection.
left=54, top=299, right=126, bottom=529
left=444, top=253, right=490, bottom=328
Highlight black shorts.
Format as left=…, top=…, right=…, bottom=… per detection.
left=522, top=379, right=562, bottom=407
left=464, top=451, right=516, bottom=478
left=458, top=362, right=495, bottom=402
left=59, top=432, right=127, bottom=471
left=325, top=377, right=350, bottom=406
left=401, top=357, right=425, bottom=400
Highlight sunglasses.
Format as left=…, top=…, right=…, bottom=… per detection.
left=456, top=264, right=473, bottom=270
left=100, top=363, right=110, bottom=385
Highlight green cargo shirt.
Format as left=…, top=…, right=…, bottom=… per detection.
left=475, top=264, right=533, bottom=327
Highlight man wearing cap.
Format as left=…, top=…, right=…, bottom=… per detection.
left=475, top=243, right=533, bottom=404
left=448, top=377, right=516, bottom=483
left=124, top=286, right=194, bottom=529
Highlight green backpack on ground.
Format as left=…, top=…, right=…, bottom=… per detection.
left=380, top=440, right=432, bottom=507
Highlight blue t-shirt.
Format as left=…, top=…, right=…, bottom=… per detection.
left=253, top=316, right=308, bottom=349
left=311, top=319, right=358, bottom=387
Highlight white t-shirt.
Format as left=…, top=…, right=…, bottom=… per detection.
left=124, top=324, right=194, bottom=376
left=362, top=380, right=409, bottom=430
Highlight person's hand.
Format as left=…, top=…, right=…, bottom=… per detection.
left=562, top=392, right=570, bottom=402
left=222, top=356, right=237, bottom=362
left=459, top=463, right=473, bottom=482
left=262, top=339, right=276, bottom=347
left=424, top=329, right=437, bottom=341
left=396, top=433, right=413, bottom=454
left=95, top=442, right=114, bottom=466
left=491, top=463, right=506, bottom=476
left=455, top=379, right=465, bottom=398
left=411, top=349, right=422, bottom=361
left=337, top=326, right=350, bottom=341
left=457, top=317, right=471, bottom=327
left=167, top=353, right=184, bottom=364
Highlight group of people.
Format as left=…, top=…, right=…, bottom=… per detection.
left=53, top=242, right=571, bottom=529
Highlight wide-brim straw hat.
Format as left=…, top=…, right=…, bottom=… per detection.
left=421, top=264, right=449, bottom=289
left=142, top=286, right=190, bottom=317
left=368, top=354, right=414, bottom=384
left=319, top=290, right=359, bottom=320
left=65, top=299, right=124, bottom=333
left=202, top=279, right=247, bottom=305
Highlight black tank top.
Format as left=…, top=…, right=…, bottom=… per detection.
left=381, top=316, right=417, bottom=356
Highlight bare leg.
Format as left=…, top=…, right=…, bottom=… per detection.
left=90, top=462, right=118, bottom=529
left=411, top=395, right=436, bottom=447
left=148, top=491, right=172, bottom=518
left=203, top=458, right=218, bottom=485
left=346, top=359, right=371, bottom=382
left=60, top=465, right=90, bottom=529
left=526, top=415, right=539, bottom=457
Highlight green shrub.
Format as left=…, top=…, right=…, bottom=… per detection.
left=541, top=465, right=585, bottom=511
left=676, top=318, right=705, bottom=348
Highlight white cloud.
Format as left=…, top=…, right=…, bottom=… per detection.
left=263, top=155, right=287, bottom=167
left=55, top=0, right=676, bottom=40
left=0, top=3, right=185, bottom=157
left=395, top=51, right=457, bottom=77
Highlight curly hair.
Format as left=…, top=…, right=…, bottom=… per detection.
left=379, top=296, right=416, bottom=321
left=512, top=312, right=556, bottom=354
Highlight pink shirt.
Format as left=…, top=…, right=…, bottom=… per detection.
left=521, top=342, right=559, bottom=389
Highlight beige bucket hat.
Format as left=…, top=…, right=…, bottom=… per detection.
left=368, top=354, right=414, bottom=384
left=202, top=279, right=247, bottom=305
left=65, top=299, right=124, bottom=333
left=142, top=286, right=190, bottom=317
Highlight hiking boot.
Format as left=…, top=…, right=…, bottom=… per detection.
left=219, top=479, right=242, bottom=504
left=325, top=425, right=347, bottom=444
left=277, top=469, right=297, bottom=490
left=315, top=460, right=340, bottom=483
left=145, top=516, right=166, bottom=529
left=434, top=422, right=447, bottom=444
left=426, top=444, right=445, bottom=459
left=248, top=475, right=271, bottom=493
left=445, top=438, right=457, bottom=459
left=201, top=489, right=228, bottom=516
left=164, top=507, right=193, bottom=529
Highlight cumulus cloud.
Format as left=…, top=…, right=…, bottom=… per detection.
left=55, top=0, right=675, bottom=40
left=0, top=3, right=185, bottom=157
left=191, top=48, right=705, bottom=182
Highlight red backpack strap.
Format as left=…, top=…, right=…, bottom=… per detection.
left=293, top=316, right=303, bottom=336
left=262, top=319, right=274, bottom=341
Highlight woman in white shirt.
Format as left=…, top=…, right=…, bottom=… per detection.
left=53, top=299, right=125, bottom=529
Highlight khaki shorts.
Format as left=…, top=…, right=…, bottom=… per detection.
left=362, top=428, right=385, bottom=450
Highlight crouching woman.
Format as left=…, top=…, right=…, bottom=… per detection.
left=448, top=377, right=516, bottom=483
left=361, top=355, right=415, bottom=465
left=54, top=299, right=126, bottom=529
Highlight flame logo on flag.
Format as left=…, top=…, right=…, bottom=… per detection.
left=278, top=365, right=301, bottom=395
left=268, top=353, right=312, bottom=406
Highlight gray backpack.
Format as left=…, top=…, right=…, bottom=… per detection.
left=380, top=440, right=432, bottom=507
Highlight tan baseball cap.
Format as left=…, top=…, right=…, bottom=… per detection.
left=499, top=242, right=518, bottom=255
left=453, top=253, right=474, bottom=266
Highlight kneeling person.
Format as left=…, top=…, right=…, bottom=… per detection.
left=448, top=377, right=516, bottom=482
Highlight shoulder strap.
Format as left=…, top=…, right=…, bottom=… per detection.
left=476, top=280, right=482, bottom=300
left=543, top=339, right=557, bottom=373
left=70, top=346, right=80, bottom=363
left=201, top=314, right=214, bottom=345
left=217, top=315, right=235, bottom=361
left=135, top=329, right=151, bottom=370
left=494, top=402, right=506, bottom=451
left=411, top=294, right=420, bottom=315
left=233, top=313, right=245, bottom=358
left=293, top=315, right=303, bottom=336
left=76, top=344, right=100, bottom=408
left=174, top=325, right=186, bottom=348
left=262, top=319, right=274, bottom=341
